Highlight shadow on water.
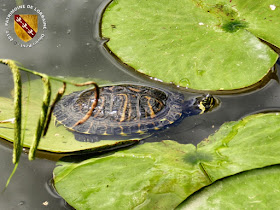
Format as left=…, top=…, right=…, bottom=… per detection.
left=0, top=0, right=280, bottom=209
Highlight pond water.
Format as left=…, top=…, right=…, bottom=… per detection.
left=0, top=0, right=280, bottom=209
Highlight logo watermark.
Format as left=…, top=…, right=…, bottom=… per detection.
left=5, top=5, right=47, bottom=47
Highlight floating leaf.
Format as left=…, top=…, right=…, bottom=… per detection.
left=101, top=0, right=279, bottom=90
left=197, top=113, right=280, bottom=181
left=0, top=78, right=138, bottom=154
left=53, top=113, right=280, bottom=209
left=54, top=141, right=209, bottom=210
left=177, top=165, right=280, bottom=209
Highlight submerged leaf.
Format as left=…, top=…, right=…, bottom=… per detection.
left=101, top=0, right=279, bottom=90
left=0, top=78, right=138, bottom=154
left=53, top=113, right=280, bottom=209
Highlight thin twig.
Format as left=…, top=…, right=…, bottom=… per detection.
left=73, top=82, right=100, bottom=126
left=0, top=60, right=95, bottom=87
left=18, top=66, right=84, bottom=86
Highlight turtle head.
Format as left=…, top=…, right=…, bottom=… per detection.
left=182, top=94, right=217, bottom=116
left=196, top=94, right=216, bottom=113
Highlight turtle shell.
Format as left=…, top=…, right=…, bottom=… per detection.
left=53, top=84, right=184, bottom=136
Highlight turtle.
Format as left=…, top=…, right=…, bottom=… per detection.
left=53, top=84, right=217, bottom=142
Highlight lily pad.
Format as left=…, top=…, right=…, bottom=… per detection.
left=0, top=78, right=139, bottom=153
left=101, top=0, right=279, bottom=90
left=177, top=165, right=280, bottom=209
left=53, top=113, right=280, bottom=209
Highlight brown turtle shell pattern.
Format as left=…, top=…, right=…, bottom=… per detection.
left=53, top=84, right=184, bottom=136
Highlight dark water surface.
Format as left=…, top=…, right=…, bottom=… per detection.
left=0, top=0, right=280, bottom=209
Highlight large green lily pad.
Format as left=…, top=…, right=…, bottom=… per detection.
left=0, top=78, right=139, bottom=153
left=53, top=113, right=280, bottom=209
left=177, top=165, right=280, bottom=209
left=101, top=0, right=279, bottom=90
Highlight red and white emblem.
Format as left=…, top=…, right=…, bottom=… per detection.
left=14, top=14, right=38, bottom=42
